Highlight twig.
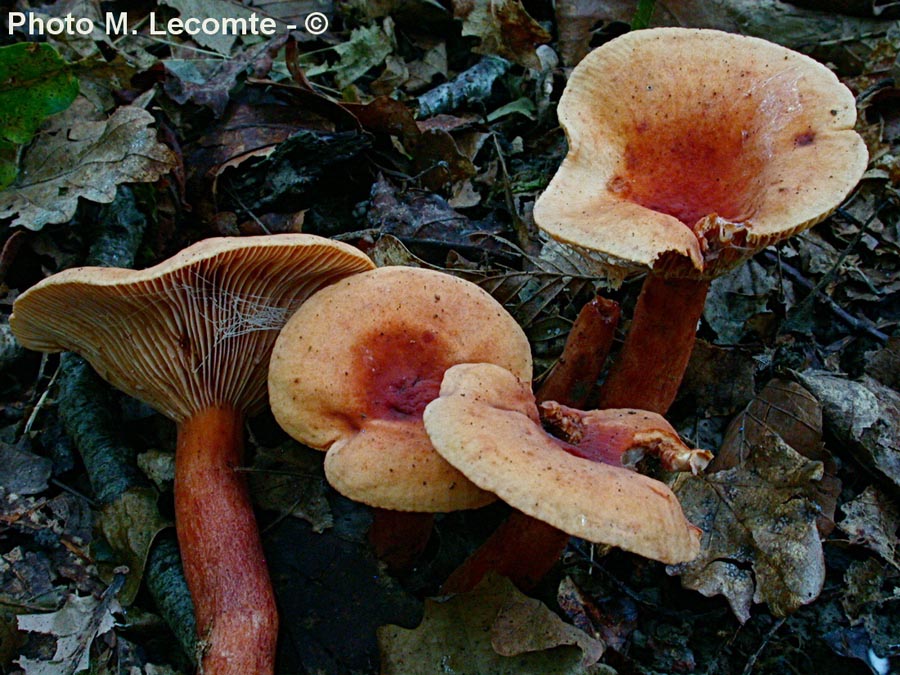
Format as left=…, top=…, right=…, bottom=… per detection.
left=417, top=56, right=510, bottom=118
left=765, top=250, right=889, bottom=343
left=740, top=617, right=786, bottom=675
left=22, top=361, right=60, bottom=437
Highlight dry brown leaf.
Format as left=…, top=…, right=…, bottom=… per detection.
left=96, top=488, right=171, bottom=605
left=491, top=593, right=604, bottom=667
left=714, top=379, right=826, bottom=469
left=378, top=574, right=602, bottom=675
left=677, top=340, right=755, bottom=417
left=453, top=0, right=551, bottom=69
left=248, top=443, right=333, bottom=533
left=0, top=101, right=175, bottom=230
left=714, top=378, right=840, bottom=535
left=554, top=0, right=637, bottom=66
left=798, top=370, right=900, bottom=490
left=838, top=485, right=900, bottom=565
left=16, top=577, right=123, bottom=675
left=865, top=336, right=900, bottom=390
left=669, top=433, right=827, bottom=623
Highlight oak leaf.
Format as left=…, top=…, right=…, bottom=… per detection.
left=0, top=101, right=175, bottom=230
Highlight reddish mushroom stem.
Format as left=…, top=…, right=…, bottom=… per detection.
left=442, top=299, right=621, bottom=593
left=536, top=295, right=621, bottom=408
left=175, top=405, right=277, bottom=675
left=369, top=509, right=435, bottom=572
left=441, top=512, right=569, bottom=594
left=598, top=273, right=711, bottom=415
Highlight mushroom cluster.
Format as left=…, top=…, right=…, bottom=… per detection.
left=7, top=24, right=870, bottom=675
left=534, top=27, right=868, bottom=414
left=266, top=265, right=710, bottom=587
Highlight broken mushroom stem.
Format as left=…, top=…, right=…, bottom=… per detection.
left=597, top=273, right=712, bottom=414
left=175, top=405, right=276, bottom=673
left=536, top=295, right=621, bottom=409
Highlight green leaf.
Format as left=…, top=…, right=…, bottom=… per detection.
left=0, top=139, right=18, bottom=190
left=0, top=43, right=78, bottom=145
left=305, top=21, right=395, bottom=89
left=631, top=0, right=656, bottom=30
left=487, top=97, right=536, bottom=122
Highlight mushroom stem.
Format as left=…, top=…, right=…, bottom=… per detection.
left=536, top=295, right=621, bottom=408
left=368, top=509, right=435, bottom=572
left=441, top=511, right=569, bottom=593
left=597, top=273, right=711, bottom=414
left=175, top=405, right=277, bottom=675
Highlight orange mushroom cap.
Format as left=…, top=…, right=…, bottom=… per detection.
left=267, top=266, right=533, bottom=513
left=423, top=363, right=705, bottom=564
left=534, top=27, right=868, bottom=280
left=10, top=234, right=375, bottom=421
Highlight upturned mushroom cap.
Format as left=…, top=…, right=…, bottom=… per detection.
left=423, top=363, right=703, bottom=564
left=534, top=27, right=868, bottom=279
left=10, top=235, right=375, bottom=422
left=267, top=266, right=533, bottom=512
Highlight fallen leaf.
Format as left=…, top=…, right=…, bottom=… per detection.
left=0, top=443, right=52, bottom=495
left=305, top=20, right=396, bottom=89
left=160, top=0, right=265, bottom=54
left=453, top=0, right=551, bottom=69
left=557, top=576, right=636, bottom=652
left=838, top=558, right=900, bottom=663
left=0, top=43, right=78, bottom=188
left=669, top=433, right=827, bottom=623
left=16, top=577, right=123, bottom=675
left=704, top=260, right=778, bottom=344
left=378, top=574, right=602, bottom=675
left=554, top=0, right=636, bottom=66
left=0, top=101, right=176, bottom=230
left=797, top=369, right=900, bottom=490
left=714, top=379, right=826, bottom=468
left=248, top=443, right=333, bottom=533
left=163, top=39, right=279, bottom=117
left=366, top=174, right=493, bottom=249
left=491, top=591, right=604, bottom=667
left=865, top=336, right=900, bottom=390
left=677, top=340, right=755, bottom=417
left=0, top=43, right=77, bottom=145
left=838, top=486, right=900, bottom=564
left=713, top=377, right=840, bottom=534
left=96, top=488, right=171, bottom=605
left=1, top=547, right=61, bottom=608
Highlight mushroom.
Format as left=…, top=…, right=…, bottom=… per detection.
left=9, top=234, right=375, bottom=675
left=533, top=27, right=868, bottom=414
left=267, top=266, right=533, bottom=564
left=424, top=362, right=710, bottom=591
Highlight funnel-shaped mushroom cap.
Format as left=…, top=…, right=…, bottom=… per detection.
left=534, top=27, right=868, bottom=279
left=423, top=363, right=703, bottom=564
left=268, top=266, right=533, bottom=512
left=11, top=235, right=374, bottom=422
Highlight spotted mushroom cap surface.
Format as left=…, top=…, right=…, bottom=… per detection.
left=423, top=363, right=702, bottom=564
left=534, top=27, right=868, bottom=280
left=267, top=266, right=533, bottom=513
left=10, top=235, right=375, bottom=422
